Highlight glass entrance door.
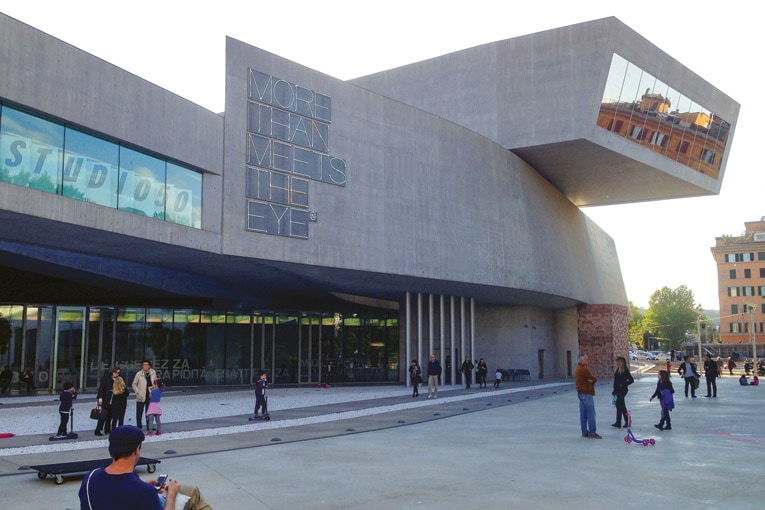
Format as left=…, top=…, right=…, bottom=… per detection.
left=299, top=313, right=321, bottom=384
left=53, top=307, right=87, bottom=391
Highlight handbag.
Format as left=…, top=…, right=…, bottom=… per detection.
left=90, top=406, right=108, bottom=421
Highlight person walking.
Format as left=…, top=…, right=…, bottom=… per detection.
left=461, top=356, right=475, bottom=389
left=704, top=353, right=719, bottom=398
left=575, top=353, right=601, bottom=439
left=726, top=356, right=736, bottom=376
left=95, top=367, right=119, bottom=436
left=494, top=369, right=502, bottom=388
left=409, top=360, right=422, bottom=397
left=649, top=369, right=675, bottom=430
left=110, top=375, right=129, bottom=430
left=131, top=360, right=157, bottom=431
left=426, top=354, right=441, bottom=399
left=611, top=356, right=634, bottom=429
left=476, top=358, right=488, bottom=389
left=678, top=356, right=699, bottom=398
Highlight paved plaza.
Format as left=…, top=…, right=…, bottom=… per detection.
left=0, top=374, right=762, bottom=509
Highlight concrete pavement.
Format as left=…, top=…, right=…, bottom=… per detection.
left=0, top=375, right=762, bottom=509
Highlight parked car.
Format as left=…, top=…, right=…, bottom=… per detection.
left=650, top=351, right=669, bottom=362
left=635, top=351, right=650, bottom=360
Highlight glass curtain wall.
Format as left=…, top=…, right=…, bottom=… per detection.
left=0, top=104, right=203, bottom=229
left=0, top=305, right=399, bottom=389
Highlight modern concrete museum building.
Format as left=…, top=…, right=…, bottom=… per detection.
left=0, top=13, right=739, bottom=391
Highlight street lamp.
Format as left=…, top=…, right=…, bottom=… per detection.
left=744, top=302, right=758, bottom=376
left=694, top=310, right=703, bottom=365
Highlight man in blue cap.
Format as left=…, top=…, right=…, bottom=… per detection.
left=79, top=425, right=175, bottom=509
left=78, top=425, right=210, bottom=509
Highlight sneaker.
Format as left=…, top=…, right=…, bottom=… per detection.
left=611, top=423, right=621, bottom=429
left=427, top=395, right=432, bottom=399
left=663, top=426, right=672, bottom=430
left=588, top=433, right=602, bottom=439
left=147, top=431, right=154, bottom=436
left=654, top=424, right=664, bottom=431
left=155, top=431, right=161, bottom=436
left=582, top=434, right=589, bottom=438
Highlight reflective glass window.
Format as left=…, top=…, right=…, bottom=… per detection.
left=0, top=106, right=64, bottom=193
left=166, top=162, right=202, bottom=228
left=63, top=128, right=119, bottom=207
left=598, top=54, right=730, bottom=178
left=118, top=147, right=166, bottom=219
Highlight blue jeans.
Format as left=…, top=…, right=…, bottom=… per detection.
left=659, top=408, right=671, bottom=428
left=578, top=393, right=597, bottom=435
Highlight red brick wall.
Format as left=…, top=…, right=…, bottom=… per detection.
left=577, top=304, right=629, bottom=380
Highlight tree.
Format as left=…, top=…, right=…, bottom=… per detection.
left=643, top=285, right=699, bottom=351
left=628, top=302, right=647, bottom=349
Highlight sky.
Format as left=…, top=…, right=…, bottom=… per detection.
left=0, top=0, right=761, bottom=310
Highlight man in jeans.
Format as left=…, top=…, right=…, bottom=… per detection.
left=427, top=354, right=442, bottom=399
left=575, top=353, right=601, bottom=439
left=131, top=360, right=157, bottom=431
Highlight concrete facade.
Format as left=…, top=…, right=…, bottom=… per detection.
left=0, top=13, right=738, bottom=383
left=352, top=17, right=740, bottom=207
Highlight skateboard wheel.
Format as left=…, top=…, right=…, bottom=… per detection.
left=147, top=464, right=156, bottom=473
left=72, top=433, right=78, bottom=439
left=55, top=474, right=64, bottom=485
left=264, top=416, right=270, bottom=421
left=38, top=471, right=47, bottom=479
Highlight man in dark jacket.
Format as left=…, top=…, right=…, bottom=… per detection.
left=95, top=368, right=119, bottom=436
left=704, top=354, right=719, bottom=398
left=427, top=355, right=442, bottom=399
left=678, top=356, right=699, bottom=398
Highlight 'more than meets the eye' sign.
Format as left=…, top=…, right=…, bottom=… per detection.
left=245, top=68, right=347, bottom=239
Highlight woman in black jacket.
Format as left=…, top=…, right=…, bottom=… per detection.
left=611, top=356, right=634, bottom=428
left=461, top=356, right=475, bottom=389
left=476, top=358, right=488, bottom=388
left=109, top=376, right=130, bottom=430
left=409, top=360, right=422, bottom=397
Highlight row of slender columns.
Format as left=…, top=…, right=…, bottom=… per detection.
left=405, top=292, right=474, bottom=387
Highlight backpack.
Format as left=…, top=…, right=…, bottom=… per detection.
left=660, top=388, right=675, bottom=410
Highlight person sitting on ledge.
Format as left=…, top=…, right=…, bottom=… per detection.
left=739, top=374, right=749, bottom=385
left=78, top=425, right=211, bottom=510
left=751, top=376, right=759, bottom=386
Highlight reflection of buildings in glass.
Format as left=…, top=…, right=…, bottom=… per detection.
left=598, top=52, right=731, bottom=179
left=597, top=90, right=728, bottom=178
